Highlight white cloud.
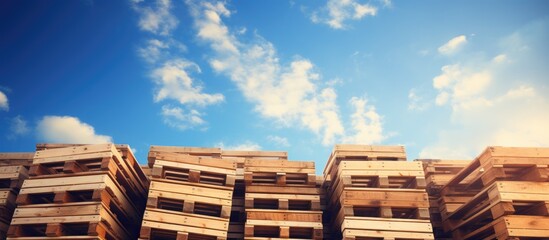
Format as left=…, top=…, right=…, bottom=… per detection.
left=408, top=88, right=429, bottom=111
left=10, top=115, right=29, bottom=137
left=342, top=97, right=386, bottom=144
left=132, top=0, right=178, bottom=36
left=0, top=91, right=8, bottom=111
left=421, top=20, right=549, bottom=159
left=188, top=1, right=349, bottom=145
left=267, top=135, right=290, bottom=147
left=432, top=64, right=492, bottom=110
left=37, top=116, right=112, bottom=144
left=311, top=0, right=378, bottom=29
left=438, top=35, right=467, bottom=55
left=161, top=105, right=205, bottom=130
left=152, top=59, right=224, bottom=106
left=216, top=141, right=261, bottom=151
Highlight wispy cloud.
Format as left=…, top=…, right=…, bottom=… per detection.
left=132, top=0, right=178, bottom=36
left=161, top=105, right=206, bottom=130
left=438, top=35, right=467, bottom=55
left=267, top=135, right=290, bottom=147
left=8, top=115, right=29, bottom=139
left=187, top=0, right=347, bottom=145
left=37, top=116, right=112, bottom=144
left=185, top=0, right=390, bottom=145
left=152, top=59, right=224, bottom=106
left=310, top=0, right=387, bottom=30
left=216, top=140, right=262, bottom=151
left=132, top=0, right=223, bottom=130
left=0, top=90, right=8, bottom=111
left=421, top=20, right=549, bottom=158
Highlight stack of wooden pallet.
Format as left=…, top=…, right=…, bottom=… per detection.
left=243, top=155, right=322, bottom=239
left=7, top=143, right=148, bottom=239
left=141, top=146, right=237, bottom=239
left=221, top=150, right=287, bottom=240
left=416, top=159, right=470, bottom=240
left=324, top=145, right=434, bottom=240
left=0, top=153, right=33, bottom=239
left=439, top=146, right=549, bottom=239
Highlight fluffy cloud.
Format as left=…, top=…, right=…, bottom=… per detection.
left=267, top=135, right=290, bottom=147
left=132, top=0, right=178, bottom=36
left=216, top=141, right=261, bottom=151
left=9, top=115, right=29, bottom=138
left=188, top=1, right=349, bottom=145
left=438, top=35, right=467, bottom=55
left=0, top=91, right=8, bottom=111
left=311, top=0, right=378, bottom=29
left=433, top=64, right=492, bottom=111
left=421, top=20, right=549, bottom=159
left=152, top=59, right=224, bottom=106
left=161, top=105, right=205, bottom=130
left=342, top=97, right=386, bottom=144
left=37, top=116, right=112, bottom=144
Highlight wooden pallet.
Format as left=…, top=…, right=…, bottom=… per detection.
left=245, top=192, right=321, bottom=211
left=0, top=166, right=29, bottom=190
left=455, top=215, right=549, bottom=240
left=141, top=208, right=229, bottom=239
left=148, top=146, right=223, bottom=166
left=440, top=147, right=549, bottom=196
left=18, top=172, right=141, bottom=222
left=150, top=152, right=237, bottom=187
left=243, top=159, right=316, bottom=187
left=444, top=181, right=549, bottom=234
left=416, top=159, right=471, bottom=195
left=326, top=161, right=426, bottom=204
left=341, top=217, right=434, bottom=240
left=143, top=146, right=238, bottom=240
left=8, top=202, right=130, bottom=239
left=32, top=144, right=148, bottom=200
left=324, top=145, right=407, bottom=181
left=0, top=153, right=34, bottom=167
left=245, top=219, right=322, bottom=239
left=35, top=143, right=149, bottom=192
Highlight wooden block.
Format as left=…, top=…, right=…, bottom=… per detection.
left=280, top=226, right=289, bottom=238
left=279, top=199, right=288, bottom=210
left=189, top=170, right=201, bottom=183
left=380, top=207, right=392, bottom=218
left=45, top=223, right=62, bottom=237
left=176, top=232, right=189, bottom=240
left=183, top=201, right=195, bottom=213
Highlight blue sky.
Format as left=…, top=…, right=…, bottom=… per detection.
left=1, top=0, right=548, bottom=173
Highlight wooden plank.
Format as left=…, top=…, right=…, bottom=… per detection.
left=154, top=152, right=237, bottom=170
left=142, top=219, right=227, bottom=237
left=245, top=219, right=322, bottom=228
left=148, top=189, right=232, bottom=206
left=143, top=208, right=229, bottom=231
left=341, top=216, right=432, bottom=233
left=343, top=229, right=434, bottom=239
left=150, top=179, right=233, bottom=200
left=154, top=159, right=236, bottom=175
left=244, top=159, right=314, bottom=169
left=246, top=209, right=322, bottom=222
